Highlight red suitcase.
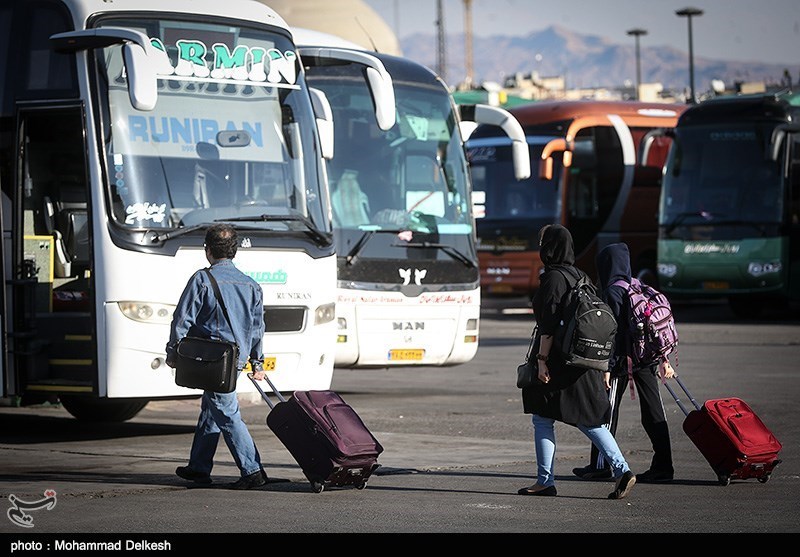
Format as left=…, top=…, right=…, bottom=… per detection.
left=665, top=375, right=782, bottom=485
left=248, top=374, right=383, bottom=493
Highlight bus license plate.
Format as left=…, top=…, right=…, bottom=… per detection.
left=702, top=281, right=729, bottom=290
left=389, top=349, right=425, bottom=361
left=489, top=284, right=513, bottom=293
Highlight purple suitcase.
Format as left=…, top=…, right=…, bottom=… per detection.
left=249, top=374, right=383, bottom=493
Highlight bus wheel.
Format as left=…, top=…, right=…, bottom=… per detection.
left=728, top=296, right=763, bottom=319
left=60, top=396, right=149, bottom=422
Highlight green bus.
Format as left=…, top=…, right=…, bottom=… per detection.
left=657, top=92, right=800, bottom=317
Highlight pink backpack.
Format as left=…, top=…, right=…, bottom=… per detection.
left=612, top=278, right=678, bottom=367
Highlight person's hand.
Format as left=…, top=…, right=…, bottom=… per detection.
left=660, top=360, right=675, bottom=380
left=537, top=361, right=550, bottom=384
left=604, top=371, right=611, bottom=390
left=252, top=369, right=266, bottom=381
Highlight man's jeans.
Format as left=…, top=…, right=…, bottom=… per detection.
left=188, top=389, right=262, bottom=477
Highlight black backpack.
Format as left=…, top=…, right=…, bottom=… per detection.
left=552, top=267, right=617, bottom=372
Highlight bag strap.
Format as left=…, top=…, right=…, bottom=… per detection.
left=524, top=325, right=539, bottom=363
left=203, top=268, right=235, bottom=333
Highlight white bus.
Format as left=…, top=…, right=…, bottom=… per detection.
left=296, top=29, right=530, bottom=367
left=0, top=0, right=346, bottom=421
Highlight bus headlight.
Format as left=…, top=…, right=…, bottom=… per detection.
left=658, top=263, right=677, bottom=278
left=118, top=302, right=174, bottom=324
left=747, top=261, right=782, bottom=277
left=314, top=303, right=336, bottom=325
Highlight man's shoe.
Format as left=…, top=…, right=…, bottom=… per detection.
left=637, top=469, right=674, bottom=484
left=229, top=469, right=267, bottom=490
left=175, top=466, right=212, bottom=485
left=572, top=465, right=612, bottom=480
left=608, top=470, right=636, bottom=500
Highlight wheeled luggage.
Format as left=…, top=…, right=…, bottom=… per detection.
left=248, top=373, right=383, bottom=493
left=664, top=375, right=782, bottom=486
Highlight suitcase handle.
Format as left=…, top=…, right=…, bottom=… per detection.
left=247, top=372, right=287, bottom=409
left=662, top=373, right=702, bottom=416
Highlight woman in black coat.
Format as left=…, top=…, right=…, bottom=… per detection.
left=518, top=224, right=636, bottom=499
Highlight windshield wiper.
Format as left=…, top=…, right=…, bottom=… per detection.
left=710, top=220, right=770, bottom=236
left=664, top=210, right=720, bottom=237
left=219, top=214, right=331, bottom=246
left=152, top=223, right=210, bottom=243
left=391, top=241, right=476, bottom=268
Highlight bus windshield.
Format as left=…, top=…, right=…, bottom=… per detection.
left=96, top=17, right=327, bottom=234
left=318, top=71, right=473, bottom=238
left=468, top=139, right=561, bottom=222
left=661, top=123, right=783, bottom=231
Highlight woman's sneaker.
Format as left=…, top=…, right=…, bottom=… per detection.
left=608, top=471, right=636, bottom=499
left=637, top=468, right=674, bottom=483
left=572, top=465, right=612, bottom=480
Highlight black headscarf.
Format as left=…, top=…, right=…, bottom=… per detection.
left=539, top=224, right=575, bottom=267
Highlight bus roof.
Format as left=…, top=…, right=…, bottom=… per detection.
left=507, top=100, right=685, bottom=125
left=58, top=0, right=290, bottom=33
left=678, top=92, right=800, bottom=126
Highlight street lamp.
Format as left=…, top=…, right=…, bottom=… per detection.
left=676, top=7, right=704, bottom=103
left=626, top=28, right=647, bottom=100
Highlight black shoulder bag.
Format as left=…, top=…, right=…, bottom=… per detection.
left=516, top=325, right=541, bottom=389
left=174, top=269, right=240, bottom=393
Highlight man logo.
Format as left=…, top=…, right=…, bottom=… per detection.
left=393, top=322, right=424, bottom=331
left=399, top=268, right=428, bottom=286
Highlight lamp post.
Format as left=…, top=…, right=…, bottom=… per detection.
left=626, top=28, right=647, bottom=100
left=676, top=7, right=704, bottom=103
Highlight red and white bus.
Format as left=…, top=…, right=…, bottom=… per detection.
left=466, top=100, right=686, bottom=307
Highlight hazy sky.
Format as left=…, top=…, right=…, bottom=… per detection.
left=363, top=0, right=800, bottom=66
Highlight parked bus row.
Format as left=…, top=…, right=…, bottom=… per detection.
left=465, top=100, right=685, bottom=307
left=0, top=1, right=530, bottom=421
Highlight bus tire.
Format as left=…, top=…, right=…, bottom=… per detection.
left=60, top=396, right=149, bottom=422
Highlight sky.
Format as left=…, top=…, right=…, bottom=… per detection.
left=363, top=0, right=800, bottom=66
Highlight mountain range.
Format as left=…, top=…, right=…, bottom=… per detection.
left=398, top=25, right=795, bottom=93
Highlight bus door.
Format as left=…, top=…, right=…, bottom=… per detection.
left=10, top=105, right=95, bottom=397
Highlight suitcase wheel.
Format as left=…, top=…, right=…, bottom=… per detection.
left=758, top=475, right=771, bottom=484
left=356, top=481, right=367, bottom=490
left=717, top=473, right=731, bottom=486
left=311, top=480, right=325, bottom=494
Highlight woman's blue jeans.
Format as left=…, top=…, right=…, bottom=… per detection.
left=532, top=414, right=630, bottom=487
left=188, top=390, right=262, bottom=478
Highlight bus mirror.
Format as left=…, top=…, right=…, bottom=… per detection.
left=123, top=43, right=157, bottom=111
left=770, top=123, right=800, bottom=161
left=309, top=88, right=335, bottom=159
left=467, top=104, right=530, bottom=180
left=298, top=47, right=396, bottom=131
left=639, top=128, right=671, bottom=166
left=512, top=141, right=531, bottom=180
left=539, top=157, right=554, bottom=180
left=51, top=28, right=157, bottom=111
left=365, top=66, right=396, bottom=131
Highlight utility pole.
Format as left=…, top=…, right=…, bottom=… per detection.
left=676, top=7, right=704, bottom=103
left=463, top=0, right=474, bottom=89
left=436, top=0, right=446, bottom=82
left=626, top=28, right=647, bottom=101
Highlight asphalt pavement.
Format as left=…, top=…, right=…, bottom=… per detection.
left=1, top=300, right=798, bottom=546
